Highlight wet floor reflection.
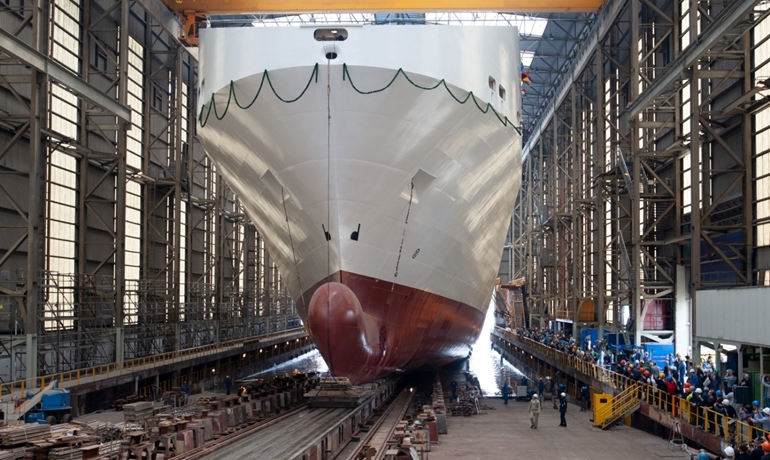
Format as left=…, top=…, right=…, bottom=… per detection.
left=466, top=299, right=525, bottom=396
left=245, top=349, right=329, bottom=380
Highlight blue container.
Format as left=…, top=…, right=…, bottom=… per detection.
left=605, top=333, right=629, bottom=347
left=580, top=329, right=599, bottom=349
left=644, top=344, right=675, bottom=365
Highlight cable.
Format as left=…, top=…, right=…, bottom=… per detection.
left=324, top=56, right=348, bottom=395
left=199, top=63, right=521, bottom=134
left=323, top=55, right=343, bottom=391
left=325, top=57, right=332, bottom=375
left=393, top=181, right=414, bottom=287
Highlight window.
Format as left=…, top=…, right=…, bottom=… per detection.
left=498, top=85, right=506, bottom=112
left=313, top=28, right=347, bottom=41
left=755, top=12, right=770, bottom=246
left=94, top=43, right=107, bottom=72
left=51, top=0, right=82, bottom=73
left=152, top=86, right=163, bottom=111
left=488, top=76, right=496, bottom=105
left=126, top=36, right=144, bottom=169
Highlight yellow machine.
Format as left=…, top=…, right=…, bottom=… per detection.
left=592, top=392, right=613, bottom=426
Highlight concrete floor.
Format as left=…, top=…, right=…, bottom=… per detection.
left=429, top=398, right=690, bottom=460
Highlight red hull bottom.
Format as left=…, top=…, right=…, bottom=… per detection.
left=297, top=271, right=486, bottom=385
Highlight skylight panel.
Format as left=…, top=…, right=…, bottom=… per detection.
left=249, top=12, right=548, bottom=38
left=521, top=51, right=535, bottom=68
left=423, top=12, right=547, bottom=35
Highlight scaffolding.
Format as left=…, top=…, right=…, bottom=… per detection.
left=517, top=0, right=765, bottom=348
left=0, top=0, right=302, bottom=384
left=31, top=273, right=299, bottom=376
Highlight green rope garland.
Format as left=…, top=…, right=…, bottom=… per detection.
left=198, top=63, right=320, bottom=127
left=198, top=62, right=522, bottom=135
left=342, top=63, right=521, bottom=135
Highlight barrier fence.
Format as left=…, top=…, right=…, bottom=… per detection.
left=494, top=328, right=770, bottom=445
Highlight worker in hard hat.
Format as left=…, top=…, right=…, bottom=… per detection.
left=528, top=394, right=541, bottom=429
left=761, top=440, right=770, bottom=460
left=580, top=386, right=589, bottom=411
left=180, top=381, right=190, bottom=405
left=558, top=392, right=568, bottom=427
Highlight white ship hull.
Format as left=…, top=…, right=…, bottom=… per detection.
left=198, top=25, right=522, bottom=383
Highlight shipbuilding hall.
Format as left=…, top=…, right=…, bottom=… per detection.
left=0, top=0, right=769, bottom=458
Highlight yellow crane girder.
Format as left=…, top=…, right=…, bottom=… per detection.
left=164, top=0, right=603, bottom=15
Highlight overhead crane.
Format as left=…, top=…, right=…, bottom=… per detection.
left=161, top=0, right=604, bottom=45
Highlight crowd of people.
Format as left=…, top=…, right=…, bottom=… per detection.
left=512, top=327, right=770, bottom=458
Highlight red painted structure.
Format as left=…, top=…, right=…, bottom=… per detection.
left=300, top=271, right=485, bottom=384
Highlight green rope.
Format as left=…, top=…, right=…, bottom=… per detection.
left=342, top=64, right=521, bottom=135
left=198, top=62, right=521, bottom=135
left=199, top=63, right=320, bottom=127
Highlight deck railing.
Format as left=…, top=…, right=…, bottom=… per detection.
left=0, top=328, right=306, bottom=400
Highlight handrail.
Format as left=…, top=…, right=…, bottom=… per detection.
left=594, top=384, right=641, bottom=429
left=494, top=328, right=770, bottom=445
left=594, top=385, right=637, bottom=419
left=0, top=328, right=307, bottom=400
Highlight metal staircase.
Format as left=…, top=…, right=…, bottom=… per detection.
left=594, top=384, right=642, bottom=430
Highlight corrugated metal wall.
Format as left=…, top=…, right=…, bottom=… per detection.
left=695, top=286, right=770, bottom=344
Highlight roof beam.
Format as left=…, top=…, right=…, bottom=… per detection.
left=135, top=0, right=183, bottom=40
left=626, top=0, right=760, bottom=118
left=163, top=0, right=602, bottom=14
left=523, top=0, right=626, bottom=157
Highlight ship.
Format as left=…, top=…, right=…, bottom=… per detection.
left=196, top=24, right=523, bottom=384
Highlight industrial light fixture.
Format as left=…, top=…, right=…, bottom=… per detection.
left=757, top=78, right=770, bottom=89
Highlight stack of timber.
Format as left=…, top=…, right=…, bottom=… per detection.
left=26, top=424, right=98, bottom=460
left=0, top=448, right=24, bottom=459
left=0, top=425, right=51, bottom=446
left=317, top=377, right=353, bottom=391
left=122, top=402, right=153, bottom=422
left=112, top=395, right=146, bottom=412
left=47, top=445, right=84, bottom=460
left=305, top=378, right=387, bottom=408
left=96, top=440, right=122, bottom=458
left=0, top=373, right=323, bottom=460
